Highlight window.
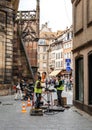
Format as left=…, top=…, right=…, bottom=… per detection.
left=43, top=55, right=46, bottom=60
left=43, top=46, right=46, bottom=52
left=38, top=39, right=45, bottom=45
left=61, top=52, right=63, bottom=58
left=43, top=63, right=46, bottom=68
left=61, top=61, right=63, bottom=67
left=67, top=32, right=69, bottom=40
left=75, top=57, right=84, bottom=102
left=56, top=53, right=61, bottom=59
left=64, top=54, right=67, bottom=58
left=51, top=53, right=55, bottom=59
left=56, top=61, right=61, bottom=68
left=70, top=31, right=73, bottom=39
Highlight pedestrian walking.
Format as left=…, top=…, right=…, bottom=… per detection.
left=14, top=79, right=23, bottom=100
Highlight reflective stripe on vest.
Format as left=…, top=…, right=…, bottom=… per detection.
left=34, top=80, right=42, bottom=93
left=57, top=80, right=64, bottom=91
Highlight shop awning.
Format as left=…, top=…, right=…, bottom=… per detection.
left=49, top=70, right=61, bottom=76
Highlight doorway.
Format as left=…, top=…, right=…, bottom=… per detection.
left=75, top=57, right=84, bottom=102
left=88, top=53, right=92, bottom=104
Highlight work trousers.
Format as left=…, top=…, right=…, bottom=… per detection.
left=35, top=93, right=41, bottom=108
left=57, top=90, right=63, bottom=106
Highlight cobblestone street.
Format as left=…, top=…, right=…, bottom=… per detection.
left=0, top=93, right=92, bottom=130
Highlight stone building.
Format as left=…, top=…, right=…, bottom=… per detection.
left=13, top=0, right=40, bottom=83
left=72, top=0, right=92, bottom=115
left=38, top=23, right=56, bottom=76
left=49, top=32, right=64, bottom=76
left=0, top=0, right=39, bottom=95
left=63, top=26, right=73, bottom=72
left=49, top=26, right=73, bottom=78
left=0, top=0, right=19, bottom=95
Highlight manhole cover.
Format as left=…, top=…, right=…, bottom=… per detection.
left=2, top=103, right=13, bottom=105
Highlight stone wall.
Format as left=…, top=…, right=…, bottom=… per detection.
left=0, top=0, right=19, bottom=95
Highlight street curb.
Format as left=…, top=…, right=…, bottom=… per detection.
left=71, top=106, right=92, bottom=121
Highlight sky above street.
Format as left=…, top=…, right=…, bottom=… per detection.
left=18, top=0, right=72, bottom=32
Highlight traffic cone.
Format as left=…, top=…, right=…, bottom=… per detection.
left=27, top=97, right=31, bottom=107
left=21, top=102, right=27, bottom=113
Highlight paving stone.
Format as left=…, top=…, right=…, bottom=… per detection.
left=0, top=95, right=92, bottom=130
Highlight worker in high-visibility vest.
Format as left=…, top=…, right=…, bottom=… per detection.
left=34, top=76, right=42, bottom=108
left=55, top=75, right=64, bottom=106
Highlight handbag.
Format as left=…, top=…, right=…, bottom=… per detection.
left=13, top=85, right=16, bottom=90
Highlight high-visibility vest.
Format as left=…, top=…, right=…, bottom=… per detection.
left=34, top=80, right=42, bottom=94
left=56, top=80, right=64, bottom=91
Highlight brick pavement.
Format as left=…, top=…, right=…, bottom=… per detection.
left=0, top=95, right=92, bottom=130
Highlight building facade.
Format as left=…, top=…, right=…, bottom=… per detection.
left=50, top=37, right=63, bottom=72
left=72, top=0, right=92, bottom=115
left=13, top=0, right=40, bottom=83
left=49, top=26, right=73, bottom=77
left=0, top=0, right=19, bottom=95
left=63, top=26, right=73, bottom=71
left=0, top=0, right=39, bottom=95
left=38, top=23, right=56, bottom=76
